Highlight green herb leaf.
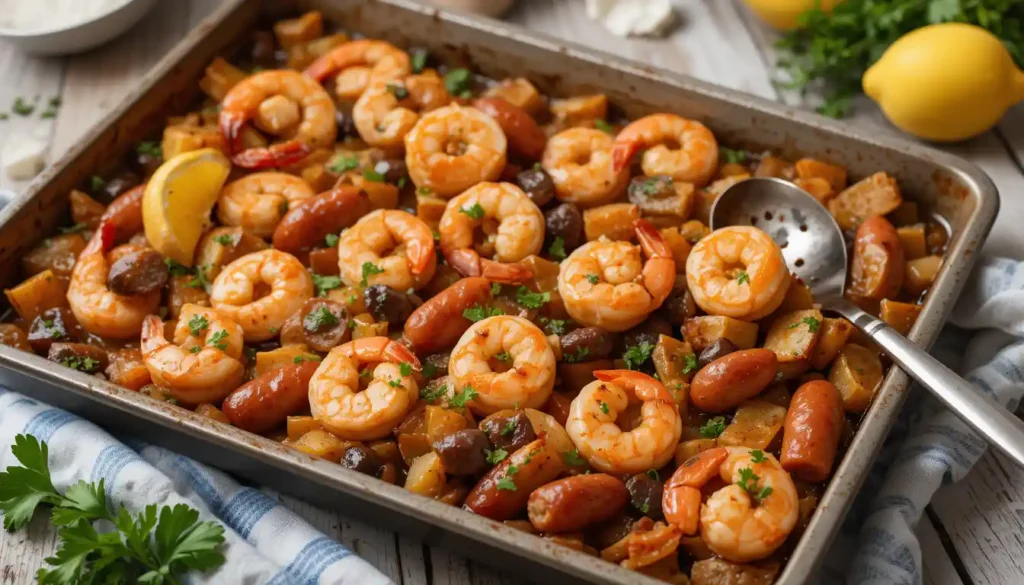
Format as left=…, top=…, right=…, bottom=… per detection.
left=360, top=262, right=385, bottom=287
left=206, top=330, right=229, bottom=351
left=720, top=147, right=747, bottom=164
left=136, top=141, right=163, bottom=158
left=327, top=153, right=360, bottom=174
left=411, top=50, right=429, bottom=73
left=459, top=203, right=485, bottom=220
left=562, top=450, right=587, bottom=467
left=187, top=315, right=209, bottom=337
left=495, top=351, right=512, bottom=363
left=311, top=273, right=343, bottom=297
left=515, top=286, right=549, bottom=309
left=213, top=233, right=237, bottom=246
left=362, top=168, right=386, bottom=182
left=682, top=353, right=699, bottom=375
left=485, top=448, right=508, bottom=465
left=736, top=271, right=751, bottom=285
left=462, top=304, right=502, bottom=322
left=304, top=306, right=339, bottom=332
left=495, top=477, right=517, bottom=491
left=420, top=382, right=447, bottom=402
left=789, top=316, right=822, bottom=333
left=599, top=401, right=610, bottom=415
left=623, top=341, right=654, bottom=370
left=547, top=236, right=567, bottom=261
left=563, top=346, right=590, bottom=364
left=324, top=233, right=340, bottom=247
left=185, top=265, right=212, bottom=290
left=539, top=317, right=567, bottom=336
left=0, top=435, right=61, bottom=532
left=699, top=416, right=726, bottom=438
left=399, top=362, right=414, bottom=377
left=387, top=378, right=403, bottom=388
left=12, top=96, right=35, bottom=116
left=449, top=385, right=479, bottom=410
left=490, top=282, right=502, bottom=296
left=163, top=258, right=192, bottom=277
left=443, top=68, right=472, bottom=96
left=386, top=82, right=410, bottom=100
left=750, top=449, right=768, bottom=463
left=593, top=119, right=613, bottom=134
left=421, top=362, right=438, bottom=379
left=585, top=274, right=600, bottom=285
left=293, top=355, right=321, bottom=364
left=500, top=419, right=517, bottom=436
left=89, top=175, right=106, bottom=193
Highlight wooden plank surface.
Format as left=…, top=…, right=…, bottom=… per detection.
left=2, top=0, right=1024, bottom=584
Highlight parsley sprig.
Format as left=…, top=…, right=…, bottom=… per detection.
left=0, top=435, right=225, bottom=584
left=789, top=316, right=822, bottom=333
left=623, top=342, right=654, bottom=370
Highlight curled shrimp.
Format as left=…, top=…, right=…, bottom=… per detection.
left=216, top=172, right=316, bottom=238
left=557, top=219, right=675, bottom=332
left=67, top=186, right=159, bottom=339
left=304, top=39, right=411, bottom=101
left=685, top=226, right=790, bottom=321
left=309, top=337, right=421, bottom=440
left=353, top=72, right=451, bottom=149
left=404, top=104, right=507, bottom=198
left=565, top=370, right=682, bottom=474
left=209, top=249, right=313, bottom=342
left=220, top=70, right=337, bottom=169
left=448, top=315, right=556, bottom=415
left=438, top=182, right=542, bottom=284
left=612, top=114, right=719, bottom=187
left=140, top=304, right=245, bottom=406
left=541, top=127, right=629, bottom=208
left=662, top=447, right=799, bottom=563
left=336, top=209, right=437, bottom=292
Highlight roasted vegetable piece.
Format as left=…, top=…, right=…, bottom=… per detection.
left=480, top=411, right=536, bottom=453
left=433, top=428, right=491, bottom=475
left=904, top=255, right=942, bottom=296
left=809, top=318, right=853, bottom=371
left=683, top=316, right=758, bottom=352
left=23, top=234, right=86, bottom=278
left=828, top=343, right=883, bottom=413
left=6, top=270, right=70, bottom=323
left=763, top=309, right=824, bottom=380
left=880, top=299, right=922, bottom=336
left=716, top=400, right=788, bottom=450
left=828, top=172, right=902, bottom=231
left=849, top=216, right=904, bottom=299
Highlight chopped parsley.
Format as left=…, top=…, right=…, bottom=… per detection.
left=360, top=262, right=385, bottom=286
left=213, top=233, right=237, bottom=246
left=327, top=153, right=360, bottom=174
left=495, top=351, right=511, bottom=363
left=495, top=476, right=517, bottom=491
left=599, top=401, right=610, bottom=415
left=563, top=346, right=590, bottom=364
left=324, top=233, right=340, bottom=247
left=774, top=370, right=785, bottom=382
left=490, top=282, right=502, bottom=296
left=386, top=82, right=409, bottom=100
left=640, top=176, right=670, bottom=195
left=539, top=318, right=568, bottom=336
left=387, top=378, right=403, bottom=388
left=12, top=96, right=35, bottom=116
left=750, top=449, right=768, bottom=463
left=585, top=274, right=600, bottom=285
left=516, top=286, right=549, bottom=309
left=639, top=502, right=651, bottom=515
left=417, top=186, right=433, bottom=196
left=293, top=355, right=321, bottom=364
left=485, top=448, right=508, bottom=465
left=311, top=273, right=343, bottom=297
left=136, top=141, right=162, bottom=158
left=500, top=419, right=517, bottom=437
left=789, top=316, right=822, bottom=333
left=185, top=264, right=212, bottom=290
left=682, top=353, right=699, bottom=375
left=399, top=362, right=414, bottom=377
left=443, top=68, right=472, bottom=97
left=593, top=119, right=613, bottom=134
left=420, top=383, right=447, bottom=401
left=164, top=258, right=191, bottom=277
left=397, top=177, right=407, bottom=189
left=547, top=236, right=566, bottom=261
left=699, top=416, right=726, bottom=438
left=720, top=147, right=748, bottom=165
left=411, top=50, right=428, bottom=74
left=304, top=305, right=339, bottom=332
left=189, top=346, right=202, bottom=354
left=207, top=329, right=229, bottom=351
left=459, top=203, right=485, bottom=220
left=562, top=450, right=587, bottom=467
left=187, top=314, right=209, bottom=336
left=449, top=385, right=478, bottom=410
left=736, top=467, right=773, bottom=504
left=59, top=356, right=100, bottom=373
left=736, top=271, right=751, bottom=285
left=623, top=341, right=654, bottom=370
left=421, top=362, right=438, bottom=379
left=362, top=168, right=386, bottom=182
left=462, top=304, right=502, bottom=322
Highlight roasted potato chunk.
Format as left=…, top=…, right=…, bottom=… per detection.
left=683, top=316, right=759, bottom=352
left=880, top=299, right=922, bottom=336
left=809, top=318, right=853, bottom=371
left=763, top=310, right=823, bottom=379
left=904, top=255, right=942, bottom=296
left=828, top=172, right=902, bottom=231
left=717, top=401, right=788, bottom=450
left=828, top=343, right=883, bottom=413
left=583, top=203, right=640, bottom=242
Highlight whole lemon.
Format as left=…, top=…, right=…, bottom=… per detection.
left=863, top=23, right=1024, bottom=142
left=742, top=0, right=843, bottom=31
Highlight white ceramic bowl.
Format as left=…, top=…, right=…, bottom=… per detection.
left=0, top=0, right=158, bottom=56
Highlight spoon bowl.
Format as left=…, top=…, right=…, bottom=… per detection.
left=711, top=177, right=1024, bottom=468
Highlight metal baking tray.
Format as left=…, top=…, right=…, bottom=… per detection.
left=0, top=0, right=998, bottom=583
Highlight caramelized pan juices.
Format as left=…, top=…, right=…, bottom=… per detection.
left=1, top=10, right=952, bottom=583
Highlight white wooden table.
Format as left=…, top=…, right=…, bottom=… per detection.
left=2, top=1, right=1024, bottom=583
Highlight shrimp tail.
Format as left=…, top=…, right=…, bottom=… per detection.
left=446, top=249, right=532, bottom=285
left=219, top=109, right=248, bottom=154
left=662, top=485, right=702, bottom=535
left=405, top=237, right=435, bottom=276
left=140, top=314, right=167, bottom=355
left=611, top=139, right=640, bottom=173
left=667, top=446, right=729, bottom=488
left=232, top=140, right=311, bottom=170
left=593, top=369, right=674, bottom=402
left=635, top=219, right=673, bottom=259
left=385, top=340, right=421, bottom=369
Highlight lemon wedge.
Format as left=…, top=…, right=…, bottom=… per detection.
left=143, top=148, right=231, bottom=266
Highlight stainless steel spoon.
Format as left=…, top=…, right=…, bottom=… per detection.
left=711, top=177, right=1024, bottom=467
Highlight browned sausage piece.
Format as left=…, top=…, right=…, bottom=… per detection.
left=473, top=97, right=547, bottom=160
left=48, top=342, right=109, bottom=373
left=849, top=215, right=905, bottom=299
left=272, top=185, right=372, bottom=254
left=464, top=438, right=564, bottom=521
left=527, top=474, right=628, bottom=532
left=107, top=248, right=169, bottom=296
left=781, top=380, right=845, bottom=482
left=404, top=277, right=491, bottom=354
left=690, top=349, right=778, bottom=413
left=222, top=361, right=320, bottom=433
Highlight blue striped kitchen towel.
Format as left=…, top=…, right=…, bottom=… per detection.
left=817, top=257, right=1024, bottom=585
left=0, top=390, right=393, bottom=585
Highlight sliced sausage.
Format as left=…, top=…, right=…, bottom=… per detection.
left=849, top=215, right=905, bottom=299
left=107, top=248, right=169, bottom=296
left=781, top=380, right=845, bottom=482
left=690, top=349, right=778, bottom=413
left=527, top=474, right=628, bottom=532
left=272, top=185, right=372, bottom=253
left=473, top=97, right=547, bottom=160
left=222, top=361, right=319, bottom=433
left=404, top=277, right=491, bottom=353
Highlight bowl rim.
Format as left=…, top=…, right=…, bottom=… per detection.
left=0, top=0, right=145, bottom=38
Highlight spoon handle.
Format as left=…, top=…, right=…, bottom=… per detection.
left=831, top=297, right=1024, bottom=468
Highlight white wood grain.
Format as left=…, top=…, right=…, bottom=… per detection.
left=918, top=515, right=966, bottom=585
left=0, top=46, right=63, bottom=194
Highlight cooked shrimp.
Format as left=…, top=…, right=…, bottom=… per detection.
left=404, top=104, right=507, bottom=198
left=438, top=182, right=543, bottom=284
left=336, top=209, right=437, bottom=291
left=220, top=70, right=337, bottom=169
left=209, top=249, right=313, bottom=342
left=685, top=226, right=790, bottom=321
left=448, top=315, right=555, bottom=415
left=140, top=304, right=245, bottom=406
left=662, top=447, right=799, bottom=563
left=216, top=172, right=316, bottom=238
left=612, top=114, right=719, bottom=187
left=67, top=187, right=159, bottom=339
left=541, top=127, right=629, bottom=208
left=565, top=370, right=682, bottom=474
left=353, top=71, right=451, bottom=149
left=304, top=39, right=411, bottom=101
left=309, top=337, right=421, bottom=440
left=558, top=219, right=675, bottom=332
